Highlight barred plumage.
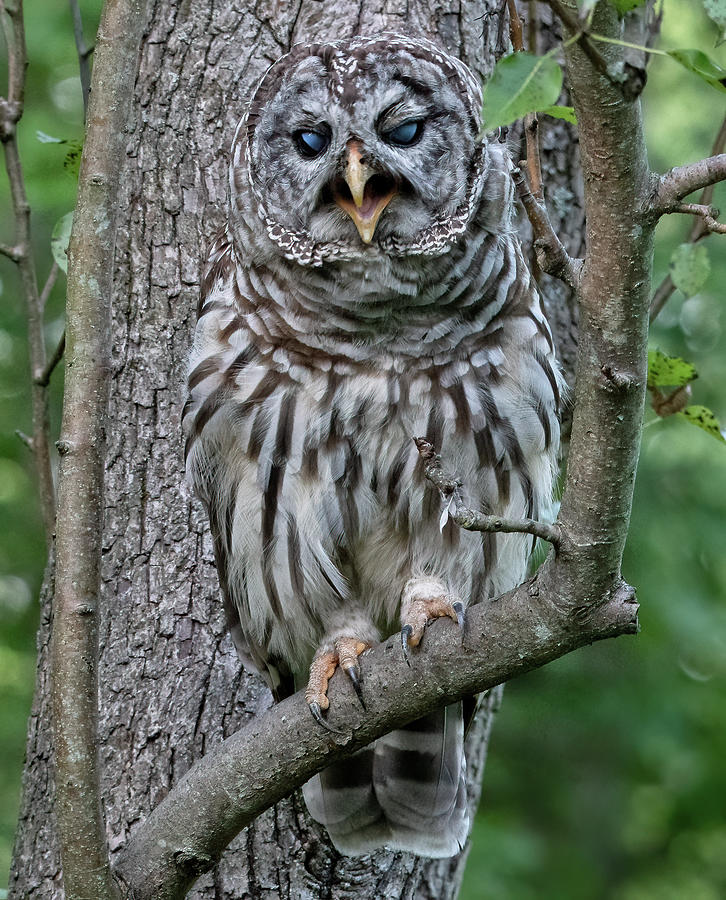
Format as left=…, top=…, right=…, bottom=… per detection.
left=184, top=34, right=560, bottom=858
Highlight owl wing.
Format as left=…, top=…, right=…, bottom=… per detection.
left=184, top=230, right=296, bottom=701
left=206, top=491, right=295, bottom=702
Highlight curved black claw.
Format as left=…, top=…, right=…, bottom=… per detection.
left=452, top=600, right=465, bottom=630
left=401, top=624, right=413, bottom=667
left=308, top=701, right=345, bottom=735
left=344, top=665, right=366, bottom=710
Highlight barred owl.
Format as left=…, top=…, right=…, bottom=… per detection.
left=183, top=34, right=560, bottom=859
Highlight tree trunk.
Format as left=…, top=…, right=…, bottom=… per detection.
left=10, top=1, right=582, bottom=896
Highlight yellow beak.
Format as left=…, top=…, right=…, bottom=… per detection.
left=333, top=142, right=397, bottom=244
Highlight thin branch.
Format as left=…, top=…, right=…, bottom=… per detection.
left=506, top=0, right=523, bottom=50
left=1, top=0, right=56, bottom=543
left=415, top=438, right=561, bottom=546
left=39, top=259, right=60, bottom=309
left=696, top=118, right=726, bottom=213
left=512, top=165, right=582, bottom=288
left=0, top=240, right=20, bottom=260
left=651, top=153, right=726, bottom=217
left=649, top=274, right=676, bottom=322
left=669, top=202, right=726, bottom=234
left=650, top=117, right=726, bottom=322
left=35, top=330, right=66, bottom=387
left=528, top=0, right=538, bottom=53
left=50, top=0, right=145, bottom=896
left=524, top=113, right=543, bottom=199
left=506, top=1, right=544, bottom=200
left=114, top=570, right=638, bottom=899
left=69, top=0, right=92, bottom=120
left=15, top=429, right=33, bottom=450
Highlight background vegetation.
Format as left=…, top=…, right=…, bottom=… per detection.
left=1, top=1, right=724, bottom=896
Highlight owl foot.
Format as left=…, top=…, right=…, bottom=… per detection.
left=306, top=637, right=370, bottom=732
left=400, top=583, right=465, bottom=666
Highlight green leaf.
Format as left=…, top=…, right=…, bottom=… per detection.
left=678, top=405, right=726, bottom=443
left=703, top=0, right=726, bottom=46
left=482, top=52, right=563, bottom=131
left=647, top=349, right=698, bottom=390
left=667, top=48, right=726, bottom=93
left=36, top=130, right=65, bottom=144
left=610, top=0, right=647, bottom=12
left=51, top=212, right=74, bottom=274
left=540, top=105, right=577, bottom=124
left=63, top=140, right=83, bottom=178
left=669, top=243, right=711, bottom=297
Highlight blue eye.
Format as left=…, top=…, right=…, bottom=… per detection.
left=294, top=129, right=330, bottom=158
left=383, top=119, right=424, bottom=147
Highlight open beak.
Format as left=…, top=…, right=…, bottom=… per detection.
left=333, top=141, right=397, bottom=244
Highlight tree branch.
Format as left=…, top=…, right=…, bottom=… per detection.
left=650, top=154, right=726, bottom=217
left=1, top=0, right=56, bottom=543
left=38, top=259, right=60, bottom=309
left=50, top=0, right=145, bottom=896
left=114, top=570, right=638, bottom=899
left=35, top=329, right=65, bottom=387
left=650, top=117, right=726, bottom=322
left=512, top=165, right=582, bottom=288
left=668, top=202, right=726, bottom=234
left=554, top=4, right=652, bottom=597
left=415, top=437, right=561, bottom=545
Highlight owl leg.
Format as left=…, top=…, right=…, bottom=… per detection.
left=306, top=637, right=370, bottom=732
left=400, top=577, right=465, bottom=665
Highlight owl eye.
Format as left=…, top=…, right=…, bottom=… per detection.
left=294, top=129, right=330, bottom=158
left=382, top=119, right=424, bottom=147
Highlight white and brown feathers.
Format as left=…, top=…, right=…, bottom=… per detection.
left=183, top=34, right=560, bottom=858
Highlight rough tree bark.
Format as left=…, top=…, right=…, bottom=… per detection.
left=10, top=1, right=585, bottom=897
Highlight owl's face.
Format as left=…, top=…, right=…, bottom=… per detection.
left=237, top=36, right=486, bottom=263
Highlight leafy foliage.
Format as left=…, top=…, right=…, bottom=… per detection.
left=482, top=52, right=562, bottom=131
left=63, top=141, right=83, bottom=178
left=50, top=212, right=73, bottom=273
left=669, top=243, right=711, bottom=297
left=667, top=48, right=726, bottom=92
left=647, top=349, right=698, bottom=389
left=539, top=105, right=577, bottom=124
left=679, top=405, right=726, bottom=442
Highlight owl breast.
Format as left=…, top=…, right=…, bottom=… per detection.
left=184, top=227, right=559, bottom=680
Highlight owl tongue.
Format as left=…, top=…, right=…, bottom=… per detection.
left=333, top=141, right=397, bottom=244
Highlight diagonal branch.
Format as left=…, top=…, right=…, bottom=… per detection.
left=512, top=165, right=582, bottom=288
left=114, top=567, right=638, bottom=899
left=1, top=0, right=56, bottom=542
left=35, top=330, right=65, bottom=387
left=415, top=438, right=561, bottom=545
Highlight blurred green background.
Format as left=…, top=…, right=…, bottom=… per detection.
left=1, top=1, right=724, bottom=896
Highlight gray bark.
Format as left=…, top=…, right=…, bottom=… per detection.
left=10, top=1, right=583, bottom=897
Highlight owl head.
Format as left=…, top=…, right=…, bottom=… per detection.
left=231, top=35, right=487, bottom=266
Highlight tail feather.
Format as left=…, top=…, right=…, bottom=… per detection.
left=302, top=703, right=469, bottom=858
left=302, top=746, right=382, bottom=835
